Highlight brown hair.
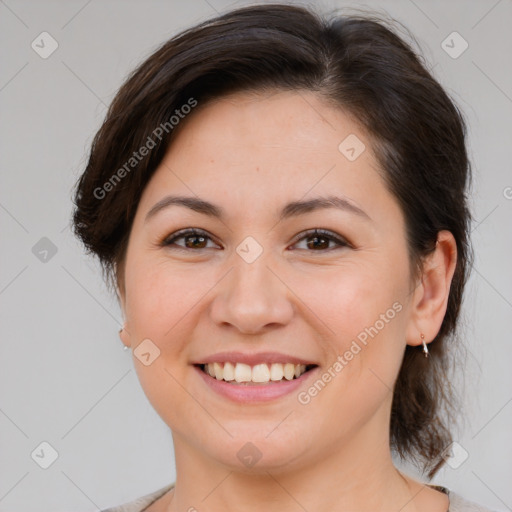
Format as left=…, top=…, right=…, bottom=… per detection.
left=72, top=4, right=473, bottom=478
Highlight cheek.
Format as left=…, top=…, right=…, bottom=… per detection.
left=123, top=260, right=208, bottom=426
left=124, top=259, right=208, bottom=338
left=291, top=261, right=407, bottom=395
left=290, top=261, right=403, bottom=343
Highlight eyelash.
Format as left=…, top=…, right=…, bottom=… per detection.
left=161, top=228, right=350, bottom=252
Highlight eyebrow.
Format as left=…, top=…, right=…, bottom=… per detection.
left=144, top=194, right=371, bottom=223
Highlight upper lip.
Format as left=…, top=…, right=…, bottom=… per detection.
left=191, top=351, right=318, bottom=366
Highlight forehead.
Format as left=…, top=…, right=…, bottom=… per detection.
left=173, top=89, right=359, bottom=153
left=136, top=90, right=400, bottom=227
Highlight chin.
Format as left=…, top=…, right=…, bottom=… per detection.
left=199, top=424, right=314, bottom=473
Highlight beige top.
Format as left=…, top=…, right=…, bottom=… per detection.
left=101, top=483, right=496, bottom=512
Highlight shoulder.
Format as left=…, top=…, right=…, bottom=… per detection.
left=100, top=482, right=496, bottom=512
left=100, top=483, right=175, bottom=512
left=424, top=484, right=495, bottom=512
left=446, top=489, right=497, bottom=512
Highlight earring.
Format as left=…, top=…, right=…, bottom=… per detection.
left=119, top=326, right=130, bottom=350
left=421, top=333, right=429, bottom=358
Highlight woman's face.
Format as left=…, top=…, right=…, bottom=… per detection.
left=119, top=90, right=419, bottom=471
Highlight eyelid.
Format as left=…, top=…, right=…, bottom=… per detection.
left=162, top=228, right=221, bottom=250
left=162, top=227, right=350, bottom=252
left=289, top=228, right=351, bottom=250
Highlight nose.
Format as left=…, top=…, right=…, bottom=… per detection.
left=209, top=252, right=294, bottom=334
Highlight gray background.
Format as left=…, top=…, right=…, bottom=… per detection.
left=0, top=0, right=511, bottom=510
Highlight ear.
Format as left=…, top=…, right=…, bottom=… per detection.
left=115, top=261, right=126, bottom=312
left=117, top=306, right=132, bottom=349
left=405, top=230, right=458, bottom=348
left=115, top=266, right=131, bottom=348
left=117, top=283, right=126, bottom=318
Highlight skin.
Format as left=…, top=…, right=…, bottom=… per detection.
left=118, top=90, right=457, bottom=512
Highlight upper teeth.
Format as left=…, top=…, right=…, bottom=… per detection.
left=203, top=362, right=308, bottom=383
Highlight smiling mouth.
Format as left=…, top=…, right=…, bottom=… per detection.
left=195, top=362, right=317, bottom=385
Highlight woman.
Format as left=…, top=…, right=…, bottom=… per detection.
left=72, top=4, right=494, bottom=511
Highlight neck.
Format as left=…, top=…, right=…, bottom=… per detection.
left=167, top=411, right=424, bottom=512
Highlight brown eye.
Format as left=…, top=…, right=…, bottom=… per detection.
left=162, top=229, right=219, bottom=250
left=183, top=233, right=207, bottom=249
left=291, top=229, right=349, bottom=252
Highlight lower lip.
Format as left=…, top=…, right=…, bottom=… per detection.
left=194, top=365, right=318, bottom=403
